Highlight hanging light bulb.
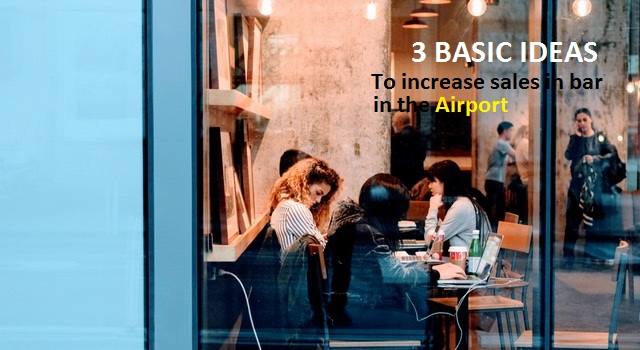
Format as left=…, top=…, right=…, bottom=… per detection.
left=257, top=0, right=273, bottom=16
left=467, top=0, right=487, bottom=17
left=626, top=82, right=636, bottom=94
left=365, top=1, right=377, bottom=20
left=572, top=0, right=592, bottom=17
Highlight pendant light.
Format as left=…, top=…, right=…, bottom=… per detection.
left=402, top=17, right=428, bottom=29
left=411, top=5, right=439, bottom=18
left=420, top=0, right=451, bottom=4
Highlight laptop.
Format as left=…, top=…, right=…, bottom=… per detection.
left=437, top=234, right=503, bottom=285
left=399, top=239, right=427, bottom=249
left=394, top=250, right=444, bottom=265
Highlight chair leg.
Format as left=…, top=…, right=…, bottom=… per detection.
left=512, top=309, right=521, bottom=335
left=444, top=315, right=450, bottom=350
left=496, top=312, right=506, bottom=350
left=522, top=307, right=530, bottom=331
left=504, top=312, right=515, bottom=350
left=627, top=257, right=634, bottom=303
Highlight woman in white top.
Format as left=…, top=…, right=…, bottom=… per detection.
left=269, top=157, right=342, bottom=251
left=424, top=160, right=491, bottom=250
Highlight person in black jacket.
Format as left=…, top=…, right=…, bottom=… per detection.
left=326, top=174, right=465, bottom=332
left=562, top=108, right=620, bottom=267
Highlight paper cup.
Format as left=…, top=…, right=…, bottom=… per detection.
left=449, top=246, right=468, bottom=270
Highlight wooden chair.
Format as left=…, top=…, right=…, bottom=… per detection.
left=514, top=241, right=629, bottom=349
left=406, top=200, right=430, bottom=221
left=504, top=212, right=519, bottom=224
left=428, top=221, right=533, bottom=350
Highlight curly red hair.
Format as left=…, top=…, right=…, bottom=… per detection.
left=269, top=157, right=342, bottom=228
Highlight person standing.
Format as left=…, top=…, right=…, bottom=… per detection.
left=390, top=111, right=428, bottom=190
left=562, top=108, right=620, bottom=268
left=485, top=121, right=517, bottom=230
left=510, top=125, right=530, bottom=223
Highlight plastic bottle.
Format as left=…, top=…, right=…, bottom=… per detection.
left=467, top=230, right=482, bottom=275
left=430, top=230, right=445, bottom=260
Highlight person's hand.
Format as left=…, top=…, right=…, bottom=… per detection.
left=574, top=122, right=582, bottom=136
left=583, top=155, right=594, bottom=164
left=429, top=193, right=443, bottom=209
left=433, top=263, right=467, bottom=280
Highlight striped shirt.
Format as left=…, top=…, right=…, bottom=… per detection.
left=271, top=199, right=326, bottom=251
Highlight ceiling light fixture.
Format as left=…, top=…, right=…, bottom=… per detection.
left=572, top=0, right=592, bottom=17
left=365, top=1, right=377, bottom=20
left=467, top=0, right=487, bottom=17
left=402, top=18, right=428, bottom=29
left=411, top=5, right=439, bottom=18
left=420, top=0, right=451, bottom=4
left=257, top=0, right=273, bottom=16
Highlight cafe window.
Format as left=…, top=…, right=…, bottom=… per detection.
left=197, top=0, right=640, bottom=349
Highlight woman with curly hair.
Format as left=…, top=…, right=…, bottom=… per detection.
left=269, top=157, right=343, bottom=251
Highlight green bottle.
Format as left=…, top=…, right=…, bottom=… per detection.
left=467, top=230, right=481, bottom=275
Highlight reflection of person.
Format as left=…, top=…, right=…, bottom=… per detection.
left=562, top=108, right=621, bottom=267
left=326, top=173, right=466, bottom=327
left=485, top=121, right=517, bottom=230
left=508, top=125, right=529, bottom=223
left=424, top=160, right=492, bottom=250
left=279, top=148, right=312, bottom=176
left=391, top=111, right=427, bottom=190
left=269, top=158, right=342, bottom=252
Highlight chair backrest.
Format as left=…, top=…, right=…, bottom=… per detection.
left=609, top=241, right=629, bottom=347
left=406, top=200, right=430, bottom=221
left=497, top=221, right=532, bottom=253
left=504, top=212, right=519, bottom=223
left=496, top=221, right=533, bottom=282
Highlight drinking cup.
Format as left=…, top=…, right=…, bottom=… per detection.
left=449, top=246, right=468, bottom=270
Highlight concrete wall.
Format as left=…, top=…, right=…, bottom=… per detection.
left=252, top=0, right=392, bottom=214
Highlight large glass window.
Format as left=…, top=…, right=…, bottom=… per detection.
left=0, top=1, right=145, bottom=349
left=201, top=1, right=640, bottom=349
left=200, top=0, right=639, bottom=348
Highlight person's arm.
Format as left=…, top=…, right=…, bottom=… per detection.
left=424, top=194, right=443, bottom=240
left=286, top=202, right=327, bottom=247
left=564, top=135, right=581, bottom=161
left=434, top=199, right=475, bottom=244
left=375, top=248, right=466, bottom=285
left=498, top=139, right=516, bottom=159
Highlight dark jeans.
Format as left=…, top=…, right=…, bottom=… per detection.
left=485, top=179, right=505, bottom=231
left=507, top=178, right=528, bottom=224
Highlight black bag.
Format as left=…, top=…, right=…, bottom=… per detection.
left=603, top=146, right=626, bottom=185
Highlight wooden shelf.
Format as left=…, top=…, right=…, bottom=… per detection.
left=204, top=89, right=271, bottom=120
left=205, top=212, right=270, bottom=262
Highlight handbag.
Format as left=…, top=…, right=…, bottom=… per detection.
left=603, top=145, right=626, bottom=185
